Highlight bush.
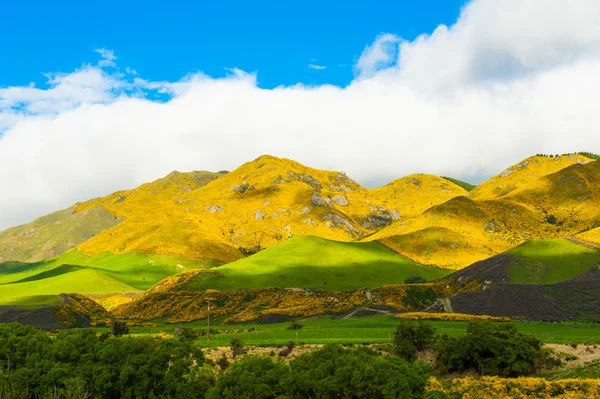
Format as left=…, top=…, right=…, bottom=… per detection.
left=287, top=345, right=430, bottom=398
left=207, top=356, right=289, bottom=399
left=393, top=321, right=436, bottom=361
left=404, top=275, right=428, bottom=284
left=109, top=319, right=130, bottom=337
left=287, top=321, right=304, bottom=330
left=230, top=337, right=246, bottom=358
left=435, top=321, right=542, bottom=377
left=0, top=323, right=208, bottom=398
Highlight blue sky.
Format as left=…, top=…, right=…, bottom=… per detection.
left=1, top=0, right=465, bottom=88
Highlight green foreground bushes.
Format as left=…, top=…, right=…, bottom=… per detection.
left=0, top=323, right=429, bottom=399
left=0, top=321, right=545, bottom=398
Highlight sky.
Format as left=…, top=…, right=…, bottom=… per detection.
left=2, top=0, right=600, bottom=229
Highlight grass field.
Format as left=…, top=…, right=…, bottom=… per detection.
left=181, top=236, right=450, bottom=291
left=0, top=250, right=217, bottom=305
left=544, top=360, right=600, bottom=380
left=97, top=315, right=600, bottom=347
left=508, top=238, right=600, bottom=284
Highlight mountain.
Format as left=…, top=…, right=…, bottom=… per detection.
left=73, top=155, right=467, bottom=263
left=368, top=154, right=599, bottom=268
left=1, top=152, right=600, bottom=309
left=0, top=207, right=121, bottom=263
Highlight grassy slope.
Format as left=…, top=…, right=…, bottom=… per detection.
left=0, top=250, right=218, bottom=305
left=180, top=236, right=450, bottom=291
left=545, top=360, right=600, bottom=380
left=0, top=206, right=121, bottom=263
left=91, top=315, right=600, bottom=346
left=441, top=176, right=476, bottom=191
left=507, top=239, right=600, bottom=284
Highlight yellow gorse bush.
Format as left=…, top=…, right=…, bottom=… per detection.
left=397, top=312, right=509, bottom=322
left=427, top=376, right=600, bottom=399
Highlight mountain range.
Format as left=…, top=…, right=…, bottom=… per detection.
left=2, top=152, right=600, bottom=325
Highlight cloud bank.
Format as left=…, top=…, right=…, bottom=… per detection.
left=2, top=0, right=600, bottom=229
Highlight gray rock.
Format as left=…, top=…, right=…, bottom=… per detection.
left=331, top=195, right=349, bottom=206
left=304, top=218, right=317, bottom=226
left=321, top=214, right=362, bottom=237
left=207, top=205, right=224, bottom=213
left=300, top=207, right=312, bottom=215
left=312, top=192, right=333, bottom=206
left=253, top=210, right=266, bottom=221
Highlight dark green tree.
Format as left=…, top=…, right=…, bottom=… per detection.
left=393, top=321, right=435, bottom=361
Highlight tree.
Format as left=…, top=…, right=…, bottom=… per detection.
left=207, top=356, right=289, bottom=399
left=110, top=319, right=130, bottom=337
left=287, top=345, right=430, bottom=399
left=230, top=337, right=246, bottom=358
left=434, top=321, right=542, bottom=377
left=393, top=321, right=435, bottom=361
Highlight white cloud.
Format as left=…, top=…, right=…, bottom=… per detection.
left=355, top=33, right=402, bottom=78
left=95, top=48, right=117, bottom=67
left=308, top=64, right=327, bottom=70
left=2, top=0, right=600, bottom=229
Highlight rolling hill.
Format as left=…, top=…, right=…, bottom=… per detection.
left=368, top=154, right=600, bottom=268
left=0, top=250, right=216, bottom=305
left=434, top=238, right=600, bottom=321
left=1, top=152, right=600, bottom=317
left=153, top=236, right=450, bottom=292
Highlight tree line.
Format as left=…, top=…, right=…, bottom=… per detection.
left=0, top=320, right=545, bottom=398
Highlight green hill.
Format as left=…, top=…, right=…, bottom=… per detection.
left=177, top=236, right=450, bottom=292
left=0, top=250, right=219, bottom=305
left=0, top=207, right=121, bottom=263
left=507, top=238, right=600, bottom=284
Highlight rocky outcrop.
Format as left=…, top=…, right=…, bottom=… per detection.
left=207, top=205, right=224, bottom=213
left=321, top=214, right=362, bottom=237
left=312, top=192, right=333, bottom=207
left=331, top=195, right=349, bottom=206
left=253, top=210, right=266, bottom=221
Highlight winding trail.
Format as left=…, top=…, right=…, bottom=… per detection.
left=440, top=298, right=454, bottom=313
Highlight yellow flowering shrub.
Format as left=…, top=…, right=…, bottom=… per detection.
left=397, top=312, right=509, bottom=322
left=112, top=287, right=367, bottom=324
left=426, top=376, right=600, bottom=399
left=53, top=293, right=107, bottom=327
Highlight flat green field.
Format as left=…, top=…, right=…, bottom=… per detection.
left=102, top=316, right=600, bottom=347
left=182, top=236, right=450, bottom=291
left=0, top=251, right=217, bottom=305
left=508, top=238, right=600, bottom=284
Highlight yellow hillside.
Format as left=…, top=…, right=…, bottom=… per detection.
left=74, top=156, right=467, bottom=263
left=371, top=156, right=600, bottom=268
left=469, top=154, right=593, bottom=200
left=9, top=153, right=597, bottom=270
left=577, top=227, right=600, bottom=246
left=368, top=196, right=545, bottom=268
left=508, top=160, right=600, bottom=233
left=370, top=174, right=467, bottom=220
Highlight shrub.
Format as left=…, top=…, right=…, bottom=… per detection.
left=393, top=321, right=436, bottom=361
left=287, top=321, right=304, bottom=330
left=109, top=319, right=130, bottom=337
left=207, top=356, right=289, bottom=399
left=435, top=321, right=542, bottom=377
left=287, top=345, right=430, bottom=398
left=404, top=275, right=428, bottom=284
left=230, top=337, right=246, bottom=358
